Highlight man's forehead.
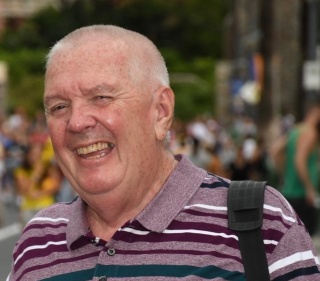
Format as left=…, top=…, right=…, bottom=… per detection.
left=65, top=34, right=130, bottom=54
left=50, top=41, right=131, bottom=72
left=45, top=82, right=115, bottom=96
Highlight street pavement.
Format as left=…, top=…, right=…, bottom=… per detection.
left=0, top=200, right=21, bottom=281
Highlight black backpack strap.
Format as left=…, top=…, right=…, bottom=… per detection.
left=227, top=180, right=270, bottom=281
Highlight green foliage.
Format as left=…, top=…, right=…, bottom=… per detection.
left=0, top=49, right=46, bottom=80
left=0, top=0, right=229, bottom=119
left=0, top=49, right=46, bottom=116
left=7, top=75, right=44, bottom=117
left=162, top=48, right=215, bottom=121
left=173, top=83, right=214, bottom=121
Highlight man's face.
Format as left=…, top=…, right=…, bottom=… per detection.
left=44, top=42, right=159, bottom=197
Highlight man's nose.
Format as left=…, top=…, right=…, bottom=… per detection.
left=66, top=105, right=97, bottom=132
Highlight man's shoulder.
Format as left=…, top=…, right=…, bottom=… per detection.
left=191, top=172, right=229, bottom=207
left=13, top=198, right=78, bottom=250
left=20, top=197, right=78, bottom=236
left=194, top=175, right=299, bottom=230
left=33, top=196, right=78, bottom=221
left=9, top=199, right=79, bottom=280
left=196, top=176, right=302, bottom=250
left=263, top=185, right=300, bottom=229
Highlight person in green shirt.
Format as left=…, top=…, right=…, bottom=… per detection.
left=282, top=100, right=320, bottom=236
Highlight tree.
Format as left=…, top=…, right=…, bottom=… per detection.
left=0, top=0, right=230, bottom=120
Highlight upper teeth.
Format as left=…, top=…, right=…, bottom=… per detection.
left=77, top=142, right=114, bottom=155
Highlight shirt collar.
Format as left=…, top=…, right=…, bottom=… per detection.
left=66, top=196, right=91, bottom=250
left=135, top=154, right=207, bottom=232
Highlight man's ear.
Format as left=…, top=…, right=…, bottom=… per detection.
left=154, top=86, right=175, bottom=141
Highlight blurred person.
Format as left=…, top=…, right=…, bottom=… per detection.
left=247, top=135, right=268, bottom=181
left=205, top=146, right=228, bottom=178
left=28, top=110, right=49, bottom=145
left=188, top=137, right=212, bottom=169
left=1, top=111, right=29, bottom=202
left=218, top=136, right=236, bottom=171
left=242, top=133, right=257, bottom=162
left=231, top=114, right=257, bottom=143
left=40, top=160, right=62, bottom=201
left=2, top=132, right=24, bottom=202
left=0, top=140, right=5, bottom=227
left=14, top=144, right=42, bottom=224
left=228, top=144, right=250, bottom=180
left=187, top=116, right=216, bottom=148
left=280, top=100, right=320, bottom=236
left=268, top=110, right=295, bottom=182
left=0, top=198, right=3, bottom=228
left=5, top=106, right=27, bottom=132
left=0, top=137, right=5, bottom=189
left=170, top=132, right=192, bottom=156
left=4, top=106, right=30, bottom=149
left=269, top=132, right=287, bottom=178
left=14, top=144, right=60, bottom=226
left=7, top=25, right=320, bottom=280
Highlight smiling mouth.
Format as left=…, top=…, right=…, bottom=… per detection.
left=77, top=142, right=115, bottom=159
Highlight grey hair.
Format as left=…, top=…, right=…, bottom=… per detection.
left=45, top=25, right=170, bottom=88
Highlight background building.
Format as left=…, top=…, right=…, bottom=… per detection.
left=221, top=0, right=319, bottom=137
left=0, top=0, right=61, bottom=33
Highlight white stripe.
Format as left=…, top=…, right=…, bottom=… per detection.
left=269, top=250, right=320, bottom=274
left=264, top=204, right=296, bottom=223
left=0, top=223, right=21, bottom=242
left=27, top=217, right=69, bottom=225
left=120, top=227, right=150, bottom=235
left=264, top=239, right=278, bottom=246
left=185, top=203, right=296, bottom=224
left=14, top=240, right=67, bottom=265
left=163, top=228, right=239, bottom=240
left=184, top=204, right=227, bottom=211
left=121, top=226, right=280, bottom=250
left=121, top=226, right=239, bottom=241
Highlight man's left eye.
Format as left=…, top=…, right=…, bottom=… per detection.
left=96, top=95, right=110, bottom=100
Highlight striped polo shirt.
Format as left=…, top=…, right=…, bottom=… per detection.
left=8, top=155, right=320, bottom=280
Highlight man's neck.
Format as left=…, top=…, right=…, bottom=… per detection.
left=84, top=153, right=177, bottom=241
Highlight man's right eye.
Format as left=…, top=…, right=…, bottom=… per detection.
left=53, top=105, right=65, bottom=111
left=49, top=104, right=67, bottom=115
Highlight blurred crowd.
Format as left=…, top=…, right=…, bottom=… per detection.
left=170, top=113, right=295, bottom=186
left=0, top=105, right=301, bottom=229
left=0, top=107, right=75, bottom=228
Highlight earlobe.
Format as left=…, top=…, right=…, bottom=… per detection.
left=154, top=87, right=175, bottom=141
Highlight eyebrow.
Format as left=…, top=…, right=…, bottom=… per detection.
left=43, top=95, right=63, bottom=106
left=83, top=83, right=116, bottom=96
left=44, top=83, right=116, bottom=105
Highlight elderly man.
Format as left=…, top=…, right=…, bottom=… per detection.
left=8, top=25, right=320, bottom=280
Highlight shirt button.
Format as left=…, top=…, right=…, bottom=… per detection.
left=99, top=276, right=107, bottom=281
left=107, top=248, right=116, bottom=256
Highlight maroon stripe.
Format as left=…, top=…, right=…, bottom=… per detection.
left=167, top=220, right=231, bottom=232
left=114, top=230, right=240, bottom=250
left=183, top=208, right=228, bottom=219
left=23, top=222, right=67, bottom=233
left=264, top=213, right=292, bottom=229
left=16, top=251, right=100, bottom=281
left=116, top=248, right=243, bottom=263
left=14, top=243, right=68, bottom=271
left=263, top=227, right=284, bottom=242
left=14, top=233, right=66, bottom=260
